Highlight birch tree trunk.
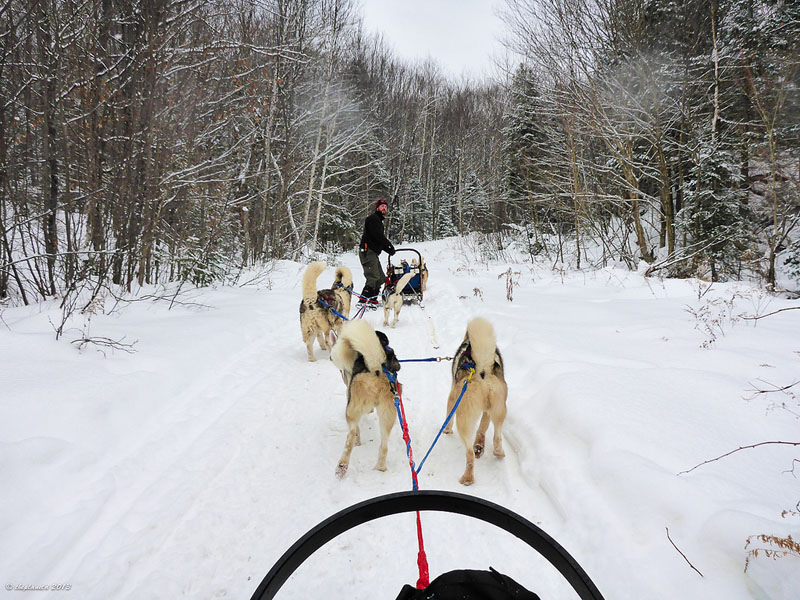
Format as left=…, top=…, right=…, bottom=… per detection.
left=297, top=0, right=344, bottom=257
left=311, top=108, right=339, bottom=250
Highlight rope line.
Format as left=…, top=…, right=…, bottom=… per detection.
left=398, top=356, right=452, bottom=363
left=316, top=285, right=379, bottom=320
left=382, top=366, right=430, bottom=589
left=316, top=298, right=349, bottom=321
left=328, top=278, right=468, bottom=589
left=383, top=367, right=419, bottom=490
left=343, top=285, right=378, bottom=303
left=341, top=286, right=379, bottom=320
left=415, top=364, right=475, bottom=477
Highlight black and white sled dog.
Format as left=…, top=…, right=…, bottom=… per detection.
left=299, top=261, right=353, bottom=361
left=330, top=319, right=401, bottom=478
left=382, top=271, right=415, bottom=328
left=443, top=317, right=508, bottom=485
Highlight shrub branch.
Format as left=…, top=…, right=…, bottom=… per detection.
left=665, top=527, right=704, bottom=578
left=678, top=441, right=800, bottom=475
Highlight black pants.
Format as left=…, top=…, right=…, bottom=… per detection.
left=359, top=248, right=384, bottom=297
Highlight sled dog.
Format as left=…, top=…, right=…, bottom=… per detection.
left=409, top=257, right=428, bottom=292
left=443, top=317, right=507, bottom=485
left=382, top=271, right=415, bottom=328
left=330, top=320, right=401, bottom=478
left=299, top=262, right=353, bottom=361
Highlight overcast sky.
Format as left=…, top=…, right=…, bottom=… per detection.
left=359, top=0, right=508, bottom=81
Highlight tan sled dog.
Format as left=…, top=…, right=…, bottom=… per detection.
left=443, top=317, right=507, bottom=485
left=330, top=320, right=401, bottom=478
left=382, top=272, right=415, bottom=328
left=299, top=262, right=353, bottom=361
left=410, top=257, right=428, bottom=291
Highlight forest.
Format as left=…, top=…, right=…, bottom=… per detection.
left=1, top=0, right=798, bottom=304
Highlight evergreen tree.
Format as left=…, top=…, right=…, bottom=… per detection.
left=502, top=65, right=551, bottom=229
left=679, top=135, right=753, bottom=280
left=725, top=0, right=800, bottom=286
left=401, top=178, right=430, bottom=242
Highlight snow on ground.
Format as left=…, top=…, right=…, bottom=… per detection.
left=1, top=237, right=799, bottom=599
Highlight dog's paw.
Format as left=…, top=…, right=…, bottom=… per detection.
left=443, top=427, right=453, bottom=435
left=473, top=443, right=484, bottom=458
left=459, top=474, right=474, bottom=486
left=375, top=463, right=387, bottom=472
left=493, top=447, right=505, bottom=458
left=335, top=463, right=348, bottom=479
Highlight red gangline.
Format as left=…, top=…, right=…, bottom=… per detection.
left=392, top=380, right=430, bottom=589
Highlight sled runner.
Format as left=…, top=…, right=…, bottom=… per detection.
left=386, top=248, right=424, bottom=304
left=249, top=490, right=605, bottom=600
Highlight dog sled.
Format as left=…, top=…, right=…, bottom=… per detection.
left=386, top=248, right=424, bottom=304
left=249, top=490, right=605, bottom=600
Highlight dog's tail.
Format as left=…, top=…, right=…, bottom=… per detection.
left=465, top=317, right=498, bottom=374
left=331, top=319, right=386, bottom=375
left=302, top=261, right=327, bottom=302
left=334, top=265, right=353, bottom=289
left=392, top=272, right=415, bottom=295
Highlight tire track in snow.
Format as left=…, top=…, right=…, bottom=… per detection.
left=46, top=299, right=323, bottom=594
left=46, top=332, right=274, bottom=582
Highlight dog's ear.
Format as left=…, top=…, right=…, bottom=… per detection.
left=384, top=346, right=401, bottom=373
left=376, top=330, right=401, bottom=373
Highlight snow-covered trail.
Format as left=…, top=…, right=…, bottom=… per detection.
left=199, top=251, right=579, bottom=598
left=44, top=254, right=562, bottom=599
left=261, top=250, right=589, bottom=598
left=3, top=238, right=798, bottom=600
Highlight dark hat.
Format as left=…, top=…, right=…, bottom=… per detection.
left=376, top=198, right=388, bottom=209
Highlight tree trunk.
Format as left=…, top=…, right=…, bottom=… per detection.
left=259, top=54, right=282, bottom=263
left=312, top=110, right=338, bottom=250
left=0, top=90, right=9, bottom=299
left=297, top=1, right=341, bottom=257
left=658, top=147, right=675, bottom=256
left=710, top=0, right=720, bottom=145
left=568, top=131, right=581, bottom=269
left=36, top=1, right=58, bottom=296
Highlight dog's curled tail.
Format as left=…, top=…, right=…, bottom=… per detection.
left=393, top=272, right=415, bottom=295
left=334, top=265, right=353, bottom=289
left=331, top=319, right=386, bottom=374
left=466, top=317, right=498, bottom=373
left=302, top=261, right=327, bottom=301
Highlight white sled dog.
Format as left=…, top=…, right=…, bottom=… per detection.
left=382, top=271, right=415, bottom=328
left=443, top=317, right=507, bottom=485
left=299, top=261, right=353, bottom=361
left=330, top=319, right=401, bottom=478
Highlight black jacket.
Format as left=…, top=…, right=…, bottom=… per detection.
left=360, top=210, right=395, bottom=256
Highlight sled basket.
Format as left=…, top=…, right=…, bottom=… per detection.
left=249, top=490, right=605, bottom=600
left=386, top=248, right=424, bottom=303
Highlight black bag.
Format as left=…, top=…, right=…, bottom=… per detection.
left=395, top=567, right=540, bottom=600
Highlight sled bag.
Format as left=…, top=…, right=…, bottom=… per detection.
left=395, top=567, right=540, bottom=600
